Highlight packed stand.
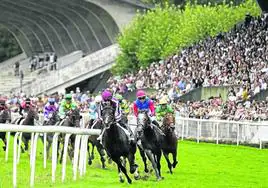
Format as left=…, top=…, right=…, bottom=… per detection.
left=108, top=14, right=268, bottom=100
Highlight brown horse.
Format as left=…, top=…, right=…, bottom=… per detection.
left=161, top=113, right=178, bottom=174
left=0, top=109, right=11, bottom=151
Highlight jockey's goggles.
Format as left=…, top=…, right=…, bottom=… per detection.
left=49, top=102, right=55, bottom=105
left=138, top=96, right=146, bottom=100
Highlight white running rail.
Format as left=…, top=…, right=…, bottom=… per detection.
left=0, top=124, right=101, bottom=188
left=128, top=115, right=268, bottom=148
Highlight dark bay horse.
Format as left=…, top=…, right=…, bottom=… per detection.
left=136, top=110, right=164, bottom=181
left=86, top=119, right=106, bottom=169
left=58, top=108, right=81, bottom=163
left=11, top=107, right=39, bottom=152
left=161, top=113, right=178, bottom=174
left=101, top=104, right=139, bottom=184
left=0, top=109, right=11, bottom=151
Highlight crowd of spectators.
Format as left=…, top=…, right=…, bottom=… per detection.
left=29, top=52, right=57, bottom=73
left=106, top=13, right=268, bottom=121
left=108, top=14, right=268, bottom=99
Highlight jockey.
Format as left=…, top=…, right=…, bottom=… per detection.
left=115, top=94, right=130, bottom=115
left=43, top=98, right=59, bottom=122
left=156, top=98, right=174, bottom=122
left=19, top=98, right=33, bottom=116
left=133, top=90, right=160, bottom=127
left=97, top=90, right=134, bottom=142
left=58, top=94, right=77, bottom=120
left=88, top=100, right=98, bottom=125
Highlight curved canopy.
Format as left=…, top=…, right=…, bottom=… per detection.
left=0, top=0, right=119, bottom=57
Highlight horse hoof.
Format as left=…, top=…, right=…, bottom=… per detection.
left=108, top=158, right=113, bottom=164
left=144, top=168, right=149, bottom=173
left=88, top=160, right=92, bottom=165
left=119, top=178, right=124, bottom=183
left=3, top=146, right=6, bottom=151
left=127, top=179, right=132, bottom=184
left=157, top=177, right=162, bottom=181
left=130, top=164, right=138, bottom=174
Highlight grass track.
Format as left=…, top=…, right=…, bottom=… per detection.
left=0, top=140, right=268, bottom=188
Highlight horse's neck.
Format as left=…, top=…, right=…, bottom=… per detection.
left=24, top=113, right=35, bottom=125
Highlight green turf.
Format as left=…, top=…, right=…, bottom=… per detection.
left=0, top=140, right=268, bottom=188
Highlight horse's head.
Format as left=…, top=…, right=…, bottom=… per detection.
left=66, top=108, right=81, bottom=127
left=47, top=111, right=60, bottom=125
left=0, top=109, right=11, bottom=123
left=101, top=104, right=115, bottom=129
left=137, top=110, right=151, bottom=129
left=28, top=107, right=39, bottom=121
left=162, top=113, right=175, bottom=132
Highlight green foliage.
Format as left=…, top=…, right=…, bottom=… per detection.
left=113, top=0, right=261, bottom=75
left=0, top=26, right=22, bottom=62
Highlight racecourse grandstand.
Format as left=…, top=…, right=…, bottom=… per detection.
left=0, top=0, right=119, bottom=57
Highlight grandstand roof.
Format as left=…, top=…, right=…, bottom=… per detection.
left=0, top=0, right=119, bottom=57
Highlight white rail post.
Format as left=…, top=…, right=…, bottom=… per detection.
left=30, top=133, right=35, bottom=167
left=30, top=133, right=39, bottom=187
left=62, top=133, right=71, bottom=182
left=73, top=135, right=82, bottom=180
left=79, top=135, right=88, bottom=177
left=237, top=124, right=239, bottom=146
left=43, top=133, right=47, bottom=169
left=17, top=132, right=23, bottom=164
left=216, top=123, right=219, bottom=145
left=181, top=119, right=184, bottom=140
left=13, top=132, right=20, bottom=188
left=197, top=121, right=200, bottom=143
left=52, top=133, right=60, bottom=183
left=83, top=135, right=89, bottom=175
left=186, top=119, right=189, bottom=138
left=5, top=132, right=10, bottom=161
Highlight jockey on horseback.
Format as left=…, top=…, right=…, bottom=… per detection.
left=97, top=90, right=134, bottom=142
left=156, top=98, right=174, bottom=122
left=43, top=97, right=59, bottom=124
left=88, top=98, right=98, bottom=125
left=19, top=98, right=33, bottom=117
left=133, top=90, right=160, bottom=128
left=58, top=94, right=77, bottom=120
left=115, top=94, right=130, bottom=115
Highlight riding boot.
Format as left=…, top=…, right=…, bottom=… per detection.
left=120, top=123, right=135, bottom=142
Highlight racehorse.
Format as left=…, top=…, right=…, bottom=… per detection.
left=58, top=108, right=81, bottom=163
left=136, top=110, right=164, bottom=181
left=101, top=103, right=139, bottom=184
left=86, top=119, right=106, bottom=169
left=161, top=113, right=178, bottom=174
left=11, top=107, right=39, bottom=152
left=41, top=111, right=60, bottom=159
left=0, top=109, right=11, bottom=151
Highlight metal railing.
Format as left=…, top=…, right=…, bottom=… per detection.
left=0, top=123, right=101, bottom=188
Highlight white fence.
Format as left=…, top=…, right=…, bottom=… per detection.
left=128, top=115, right=268, bottom=148
left=0, top=124, right=101, bottom=188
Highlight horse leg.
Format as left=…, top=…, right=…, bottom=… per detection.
left=97, top=146, right=106, bottom=169
left=91, top=143, right=95, bottom=160
left=172, top=150, right=178, bottom=168
left=0, top=135, right=7, bottom=151
left=163, top=151, right=173, bottom=174
left=114, top=157, right=132, bottom=184
left=87, top=142, right=92, bottom=165
left=145, top=149, right=161, bottom=181
left=156, top=151, right=163, bottom=178
left=138, top=146, right=149, bottom=173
